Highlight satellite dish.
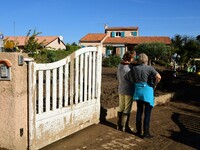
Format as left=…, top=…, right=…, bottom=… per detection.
left=59, top=36, right=63, bottom=41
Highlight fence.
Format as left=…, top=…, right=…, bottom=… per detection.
left=28, top=46, right=102, bottom=149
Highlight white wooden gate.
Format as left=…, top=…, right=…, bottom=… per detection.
left=28, top=47, right=102, bottom=150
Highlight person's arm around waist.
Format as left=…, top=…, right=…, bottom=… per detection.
left=154, top=73, right=161, bottom=90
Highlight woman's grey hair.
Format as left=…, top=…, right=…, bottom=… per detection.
left=138, top=53, right=148, bottom=64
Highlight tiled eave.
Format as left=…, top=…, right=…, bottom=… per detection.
left=103, top=37, right=171, bottom=45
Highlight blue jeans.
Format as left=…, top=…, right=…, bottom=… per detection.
left=136, top=100, right=153, bottom=128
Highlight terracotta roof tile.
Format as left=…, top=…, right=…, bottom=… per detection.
left=103, top=36, right=171, bottom=45
left=4, top=36, right=59, bottom=46
left=79, top=33, right=107, bottom=42
left=106, top=26, right=138, bottom=31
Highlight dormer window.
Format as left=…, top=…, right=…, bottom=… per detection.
left=131, top=31, right=137, bottom=37
left=111, top=32, right=125, bottom=37
left=116, top=32, right=121, bottom=37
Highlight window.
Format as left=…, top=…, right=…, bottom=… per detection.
left=131, top=31, right=137, bottom=37
left=116, top=32, right=121, bottom=37
left=111, top=32, right=115, bottom=37
left=111, top=32, right=125, bottom=37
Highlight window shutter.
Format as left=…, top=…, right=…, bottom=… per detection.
left=134, top=31, right=137, bottom=36
left=121, top=32, right=125, bottom=37
left=111, top=32, right=115, bottom=37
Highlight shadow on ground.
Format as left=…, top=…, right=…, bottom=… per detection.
left=167, top=113, right=200, bottom=149
left=167, top=72, right=200, bottom=149
left=99, top=106, right=117, bottom=129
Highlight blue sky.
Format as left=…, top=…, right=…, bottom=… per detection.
left=0, top=0, right=199, bottom=44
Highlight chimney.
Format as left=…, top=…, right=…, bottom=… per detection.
left=104, top=24, right=108, bottom=29
left=104, top=24, right=108, bottom=33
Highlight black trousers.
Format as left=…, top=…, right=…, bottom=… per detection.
left=136, top=100, right=153, bottom=128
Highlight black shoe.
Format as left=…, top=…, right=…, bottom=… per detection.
left=124, top=126, right=134, bottom=134
left=143, top=132, right=154, bottom=139
left=143, top=126, right=153, bottom=139
left=134, top=132, right=143, bottom=138
left=117, top=125, right=123, bottom=131
left=135, top=123, right=142, bottom=137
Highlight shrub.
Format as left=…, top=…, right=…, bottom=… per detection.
left=102, top=55, right=121, bottom=67
left=33, top=49, right=76, bottom=63
left=154, top=60, right=168, bottom=66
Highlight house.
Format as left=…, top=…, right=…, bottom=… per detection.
left=4, top=36, right=66, bottom=51
left=79, top=25, right=171, bottom=57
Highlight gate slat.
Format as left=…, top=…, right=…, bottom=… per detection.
left=88, top=52, right=92, bottom=100
left=84, top=53, right=88, bottom=101
left=75, top=56, right=79, bottom=104
left=92, top=52, right=96, bottom=99
left=52, top=69, right=57, bottom=110
left=59, top=66, right=63, bottom=108
left=70, top=60, right=74, bottom=105
left=79, top=54, right=83, bottom=102
left=46, top=70, right=50, bottom=112
left=64, top=63, right=69, bottom=106
left=38, top=71, right=44, bottom=114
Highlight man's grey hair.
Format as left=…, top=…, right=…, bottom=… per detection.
left=138, top=53, right=148, bottom=64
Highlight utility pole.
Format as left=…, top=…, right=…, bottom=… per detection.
left=14, top=21, right=15, bottom=36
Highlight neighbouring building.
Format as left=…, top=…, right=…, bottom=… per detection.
left=4, top=36, right=66, bottom=51
left=79, top=25, right=171, bottom=57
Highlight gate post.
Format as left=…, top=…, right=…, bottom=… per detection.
left=95, top=45, right=102, bottom=123
left=26, top=59, right=36, bottom=150
left=0, top=52, right=29, bottom=150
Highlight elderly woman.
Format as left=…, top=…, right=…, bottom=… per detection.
left=125, top=53, right=161, bottom=138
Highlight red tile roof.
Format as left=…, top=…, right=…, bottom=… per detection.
left=106, top=26, right=138, bottom=31
left=4, top=36, right=59, bottom=46
left=103, top=36, right=171, bottom=45
left=79, top=33, right=107, bottom=42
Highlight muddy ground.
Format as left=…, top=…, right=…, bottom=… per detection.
left=99, top=66, right=200, bottom=150
left=41, top=65, right=200, bottom=150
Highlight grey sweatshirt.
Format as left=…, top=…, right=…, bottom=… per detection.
left=117, top=63, right=133, bottom=95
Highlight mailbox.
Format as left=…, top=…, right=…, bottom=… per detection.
left=0, top=59, right=12, bottom=80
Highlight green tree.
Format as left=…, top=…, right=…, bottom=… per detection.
left=171, top=35, right=185, bottom=49
left=71, top=42, right=78, bottom=46
left=24, top=29, right=44, bottom=56
left=171, top=35, right=200, bottom=63
left=134, top=42, right=171, bottom=62
left=65, top=43, right=71, bottom=51
left=196, top=35, right=200, bottom=42
left=65, top=42, right=80, bottom=51
left=185, top=38, right=200, bottom=59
